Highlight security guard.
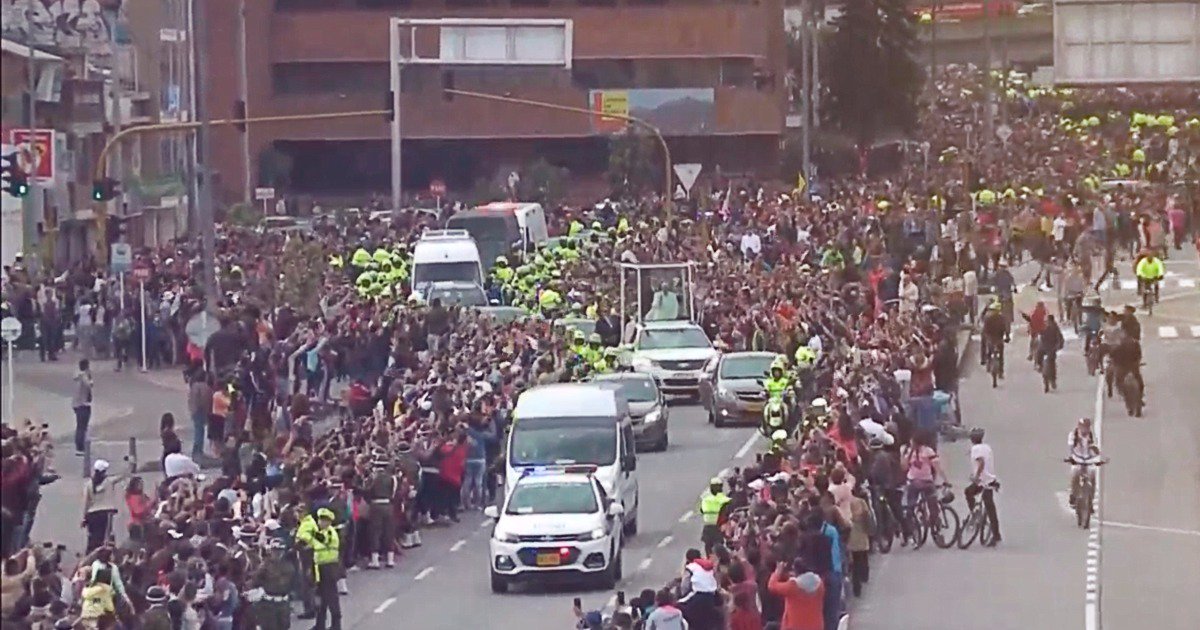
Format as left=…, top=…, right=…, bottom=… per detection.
left=139, top=586, right=173, bottom=630
left=698, top=478, right=731, bottom=554
left=767, top=429, right=790, bottom=456
left=581, top=333, right=603, bottom=367
left=794, top=345, right=817, bottom=370
left=372, top=246, right=391, bottom=270
left=298, top=508, right=342, bottom=630
left=570, top=329, right=587, bottom=358
left=250, top=537, right=298, bottom=630
left=350, top=245, right=372, bottom=271
left=328, top=253, right=344, bottom=271
left=537, top=284, right=563, bottom=317
left=366, top=456, right=398, bottom=569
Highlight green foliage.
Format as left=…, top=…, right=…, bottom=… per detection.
left=607, top=130, right=657, bottom=200
left=225, top=202, right=261, bottom=227
left=257, top=146, right=294, bottom=190
left=517, top=158, right=569, bottom=206
left=824, top=0, right=922, bottom=146
left=276, top=236, right=327, bottom=315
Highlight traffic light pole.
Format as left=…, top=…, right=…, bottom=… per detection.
left=442, top=88, right=674, bottom=205
left=22, top=26, right=41, bottom=275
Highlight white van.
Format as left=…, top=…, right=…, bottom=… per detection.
left=410, top=229, right=484, bottom=294
left=506, top=383, right=640, bottom=535
left=446, top=202, right=550, bottom=267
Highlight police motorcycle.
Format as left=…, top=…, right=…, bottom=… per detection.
left=758, top=361, right=799, bottom=439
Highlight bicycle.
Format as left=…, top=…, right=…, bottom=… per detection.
left=983, top=340, right=1003, bottom=388
left=1084, top=333, right=1102, bottom=377
left=902, top=483, right=960, bottom=549
left=866, top=482, right=901, bottom=554
left=958, top=481, right=1000, bottom=549
left=1140, top=279, right=1159, bottom=315
left=1065, top=456, right=1107, bottom=529
left=1064, top=294, right=1083, bottom=333
left=1041, top=349, right=1057, bottom=393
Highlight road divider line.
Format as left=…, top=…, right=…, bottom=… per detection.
left=373, top=598, right=396, bottom=614
left=1191, top=326, right=1200, bottom=337
left=1084, top=374, right=1105, bottom=630
left=1100, top=521, right=1200, bottom=537
left=638, top=558, right=653, bottom=571
left=414, top=567, right=435, bottom=581
left=1159, top=326, right=1180, bottom=339
left=657, top=535, right=674, bottom=549
left=678, top=511, right=693, bottom=523
left=734, top=433, right=758, bottom=459
left=450, top=539, right=466, bottom=552
left=480, top=519, right=492, bottom=528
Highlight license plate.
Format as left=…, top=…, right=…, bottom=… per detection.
left=536, top=553, right=561, bottom=567
left=672, top=372, right=693, bottom=379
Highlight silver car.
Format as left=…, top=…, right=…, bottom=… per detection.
left=592, top=373, right=669, bottom=452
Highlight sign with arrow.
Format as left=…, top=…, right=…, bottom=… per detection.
left=673, top=163, right=702, bottom=194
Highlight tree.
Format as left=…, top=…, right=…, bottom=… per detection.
left=275, top=236, right=326, bottom=316
left=607, top=129, right=657, bottom=200
left=824, top=0, right=921, bottom=146
left=515, top=158, right=569, bottom=206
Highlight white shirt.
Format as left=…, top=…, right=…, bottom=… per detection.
left=1052, top=216, right=1068, bottom=241
left=969, top=443, right=996, bottom=484
left=164, top=453, right=202, bottom=478
left=858, top=418, right=894, bottom=445
left=740, top=232, right=762, bottom=257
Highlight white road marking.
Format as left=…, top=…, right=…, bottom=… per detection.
left=1084, top=376, right=1105, bottom=630
left=1178, top=278, right=1197, bottom=288
left=1159, top=326, right=1180, bottom=339
left=373, top=598, right=396, bottom=614
left=734, top=433, right=758, bottom=459
left=480, top=519, right=492, bottom=528
left=1191, top=326, right=1200, bottom=337
left=657, top=535, right=674, bottom=549
left=638, top=558, right=653, bottom=571
left=450, top=539, right=466, bottom=552
left=678, top=511, right=694, bottom=523
left=414, top=567, right=435, bottom=581
left=1119, top=279, right=1137, bottom=291
left=1100, top=521, right=1200, bottom=537
left=1061, top=329, right=1079, bottom=342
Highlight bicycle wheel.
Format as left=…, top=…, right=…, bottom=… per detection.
left=931, top=504, right=961, bottom=549
left=875, top=505, right=895, bottom=554
left=907, top=506, right=928, bottom=550
left=980, top=515, right=997, bottom=547
left=1081, top=493, right=1093, bottom=529
left=957, top=509, right=981, bottom=549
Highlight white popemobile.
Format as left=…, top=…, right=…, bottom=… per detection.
left=484, top=467, right=624, bottom=593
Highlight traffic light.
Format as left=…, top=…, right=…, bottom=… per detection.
left=384, top=90, right=395, bottom=122
left=92, top=178, right=120, bottom=202
left=1, top=152, right=29, bottom=198
left=441, top=71, right=455, bottom=102
left=233, top=99, right=247, bottom=132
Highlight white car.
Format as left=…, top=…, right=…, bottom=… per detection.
left=484, top=467, right=624, bottom=593
left=629, top=321, right=718, bottom=396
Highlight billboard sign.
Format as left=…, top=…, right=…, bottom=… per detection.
left=8, top=129, right=56, bottom=182
left=589, top=89, right=715, bottom=136
left=1054, top=0, right=1200, bottom=84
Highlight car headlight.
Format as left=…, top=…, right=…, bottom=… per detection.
left=631, top=357, right=655, bottom=371
left=581, top=527, right=607, bottom=541
left=717, top=386, right=736, bottom=400
left=493, top=529, right=519, bottom=544
left=644, top=409, right=661, bottom=424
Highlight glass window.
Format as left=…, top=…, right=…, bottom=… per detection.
left=506, top=482, right=598, bottom=515
left=636, top=328, right=711, bottom=350
left=412, top=261, right=480, bottom=286
left=720, top=355, right=776, bottom=379
left=601, top=378, right=658, bottom=403
left=509, top=419, right=617, bottom=467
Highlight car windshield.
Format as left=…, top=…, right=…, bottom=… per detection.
left=478, top=307, right=525, bottom=323
left=413, top=262, right=480, bottom=287
left=602, top=378, right=657, bottom=403
left=506, top=482, right=598, bottom=515
left=637, top=328, right=711, bottom=350
left=509, top=419, right=617, bottom=467
left=428, top=285, right=487, bottom=307
left=721, top=356, right=776, bottom=380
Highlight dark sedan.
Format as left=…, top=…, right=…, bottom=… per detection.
left=698, top=352, right=783, bottom=427
left=592, top=372, right=669, bottom=451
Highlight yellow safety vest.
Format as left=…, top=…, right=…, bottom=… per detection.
left=699, top=492, right=730, bottom=525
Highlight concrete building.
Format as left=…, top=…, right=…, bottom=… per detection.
left=200, top=0, right=789, bottom=204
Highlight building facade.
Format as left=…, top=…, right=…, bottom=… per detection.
left=202, top=0, right=788, bottom=203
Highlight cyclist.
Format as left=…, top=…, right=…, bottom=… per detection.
left=1080, top=294, right=1105, bottom=353
left=980, top=300, right=1007, bottom=377
left=1109, top=330, right=1145, bottom=407
left=1134, top=247, right=1165, bottom=305
left=760, top=361, right=791, bottom=438
left=1066, top=418, right=1102, bottom=508
left=964, top=427, right=1002, bottom=544
left=902, top=430, right=945, bottom=511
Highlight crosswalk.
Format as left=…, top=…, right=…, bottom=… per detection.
left=1059, top=325, right=1200, bottom=343
left=1107, top=277, right=1197, bottom=291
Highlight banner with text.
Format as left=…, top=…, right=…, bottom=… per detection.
left=589, top=88, right=715, bottom=136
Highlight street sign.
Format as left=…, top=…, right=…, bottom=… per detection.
left=185, top=312, right=221, bottom=347
left=132, top=265, right=151, bottom=282
left=110, top=243, right=132, bottom=273
left=0, top=317, right=20, bottom=342
left=673, top=163, right=702, bottom=194
left=254, top=187, right=275, bottom=200
left=429, top=179, right=446, bottom=196
left=996, top=123, right=1013, bottom=143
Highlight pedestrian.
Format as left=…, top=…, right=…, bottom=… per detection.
left=767, top=559, right=824, bottom=630
left=965, top=427, right=1002, bottom=544
left=139, top=585, right=173, bottom=630
left=846, top=487, right=874, bottom=598
left=305, top=508, right=342, bottom=630
left=365, top=456, right=398, bottom=569
left=249, top=537, right=298, bottom=630
left=82, top=459, right=121, bottom=552
left=72, top=359, right=94, bottom=457
left=188, top=370, right=213, bottom=457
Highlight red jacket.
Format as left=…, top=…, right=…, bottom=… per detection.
left=768, top=571, right=825, bottom=630
left=438, top=442, right=468, bottom=486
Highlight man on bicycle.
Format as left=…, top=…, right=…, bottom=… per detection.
left=1067, top=418, right=1102, bottom=508
left=980, top=300, right=1007, bottom=377
left=1080, top=294, right=1105, bottom=352
left=965, top=427, right=1001, bottom=544
left=1134, top=247, right=1165, bottom=305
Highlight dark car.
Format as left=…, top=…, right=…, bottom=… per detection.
left=698, top=352, right=783, bottom=427
left=592, top=372, right=669, bottom=451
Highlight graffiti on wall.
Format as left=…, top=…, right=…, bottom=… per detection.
left=1, top=0, right=130, bottom=67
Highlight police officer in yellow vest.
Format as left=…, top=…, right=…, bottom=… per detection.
left=296, top=508, right=342, bottom=630
left=699, top=478, right=731, bottom=554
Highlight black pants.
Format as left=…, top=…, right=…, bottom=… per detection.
left=84, top=510, right=114, bottom=552
left=314, top=563, right=342, bottom=630
left=74, top=406, right=92, bottom=453
left=965, top=484, right=1001, bottom=541
left=850, top=550, right=869, bottom=596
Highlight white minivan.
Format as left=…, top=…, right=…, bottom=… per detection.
left=505, top=383, right=639, bottom=536
left=409, top=229, right=485, bottom=295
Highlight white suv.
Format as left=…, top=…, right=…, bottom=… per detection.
left=484, top=468, right=624, bottom=593
left=629, top=321, right=718, bottom=396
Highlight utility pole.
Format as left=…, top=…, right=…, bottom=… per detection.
left=982, top=0, right=995, bottom=164
left=810, top=6, right=820, bottom=134
left=193, top=0, right=219, bottom=313
left=184, top=0, right=200, bottom=237
left=22, top=10, right=41, bottom=276
left=800, top=0, right=813, bottom=190
left=930, top=2, right=939, bottom=86
left=236, top=0, right=252, bottom=204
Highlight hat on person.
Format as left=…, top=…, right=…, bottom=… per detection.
left=316, top=508, right=336, bottom=521
left=93, top=459, right=110, bottom=473
left=145, top=585, right=169, bottom=605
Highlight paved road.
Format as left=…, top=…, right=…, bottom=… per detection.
left=336, top=403, right=760, bottom=630
left=854, top=302, right=1200, bottom=629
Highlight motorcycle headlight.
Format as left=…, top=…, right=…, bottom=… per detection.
left=644, top=409, right=661, bottom=424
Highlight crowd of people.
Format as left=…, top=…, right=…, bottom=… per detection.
left=0, top=65, right=1197, bottom=630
